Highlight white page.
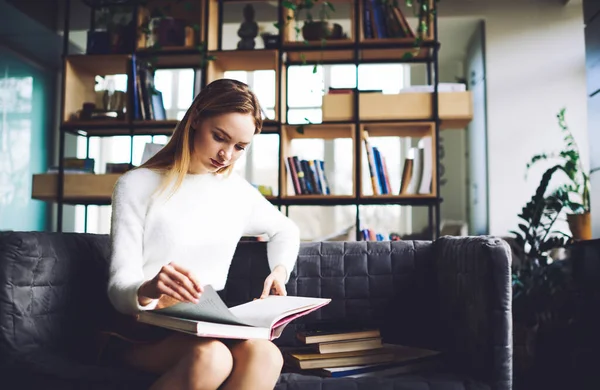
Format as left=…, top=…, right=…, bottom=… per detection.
left=152, top=285, right=253, bottom=326
left=229, top=295, right=330, bottom=328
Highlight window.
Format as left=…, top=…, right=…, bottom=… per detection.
left=74, top=65, right=413, bottom=239
left=75, top=69, right=193, bottom=233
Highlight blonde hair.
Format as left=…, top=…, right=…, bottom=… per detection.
left=140, top=79, right=263, bottom=197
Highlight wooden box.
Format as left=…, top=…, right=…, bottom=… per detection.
left=359, top=91, right=473, bottom=127
left=322, top=93, right=354, bottom=121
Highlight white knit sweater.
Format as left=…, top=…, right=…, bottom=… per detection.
left=107, top=168, right=300, bottom=315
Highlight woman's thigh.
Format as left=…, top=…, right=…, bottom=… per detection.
left=116, top=332, right=230, bottom=375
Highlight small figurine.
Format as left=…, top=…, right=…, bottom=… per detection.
left=237, top=4, right=258, bottom=50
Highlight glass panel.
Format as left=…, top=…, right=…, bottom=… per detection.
left=287, top=206, right=356, bottom=241
left=358, top=64, right=404, bottom=93
left=329, top=64, right=357, bottom=89
left=177, top=69, right=195, bottom=109
left=0, top=47, right=49, bottom=231
left=224, top=71, right=247, bottom=84
left=249, top=134, right=279, bottom=196
left=287, top=108, right=322, bottom=124
left=154, top=70, right=172, bottom=110
left=253, top=70, right=275, bottom=109
left=359, top=205, right=411, bottom=240
left=264, top=108, right=275, bottom=120
left=287, top=65, right=324, bottom=108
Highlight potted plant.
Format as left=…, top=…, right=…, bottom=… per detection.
left=510, top=165, right=573, bottom=377
left=525, top=108, right=592, bottom=240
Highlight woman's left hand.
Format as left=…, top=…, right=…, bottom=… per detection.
left=260, top=265, right=287, bottom=299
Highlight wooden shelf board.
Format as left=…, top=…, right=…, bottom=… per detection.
left=132, top=120, right=179, bottom=135
left=362, top=121, right=434, bottom=138
left=283, top=123, right=354, bottom=140
left=66, top=54, right=130, bottom=75
left=359, top=46, right=430, bottom=62
left=32, top=174, right=121, bottom=204
left=261, top=120, right=280, bottom=134
left=209, top=49, right=278, bottom=71
left=62, top=121, right=130, bottom=136
left=285, top=48, right=354, bottom=63
left=137, top=48, right=205, bottom=68
left=279, top=195, right=356, bottom=205
left=359, top=195, right=439, bottom=205
left=440, top=118, right=472, bottom=130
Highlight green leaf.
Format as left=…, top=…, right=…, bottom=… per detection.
left=313, top=63, right=318, bottom=73
left=296, top=125, right=305, bottom=134
left=282, top=1, right=297, bottom=11
left=274, top=22, right=281, bottom=30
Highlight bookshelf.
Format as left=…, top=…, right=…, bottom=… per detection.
left=34, top=0, right=473, bottom=239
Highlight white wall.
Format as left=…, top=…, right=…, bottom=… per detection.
left=439, top=0, right=588, bottom=237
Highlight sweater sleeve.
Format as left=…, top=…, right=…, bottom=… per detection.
left=108, top=170, right=159, bottom=315
left=241, top=181, right=300, bottom=282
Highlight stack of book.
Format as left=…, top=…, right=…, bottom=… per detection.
left=283, top=328, right=442, bottom=378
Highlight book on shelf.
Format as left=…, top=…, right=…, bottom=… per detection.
left=400, top=136, right=432, bottom=195
left=133, top=61, right=166, bottom=121
left=285, top=156, right=331, bottom=195
left=136, top=285, right=331, bottom=340
left=363, top=131, right=432, bottom=196
left=364, top=0, right=415, bottom=39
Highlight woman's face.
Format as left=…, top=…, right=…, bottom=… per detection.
left=191, top=112, right=255, bottom=174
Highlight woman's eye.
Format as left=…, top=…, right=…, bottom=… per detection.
left=213, top=134, right=224, bottom=142
left=235, top=145, right=245, bottom=151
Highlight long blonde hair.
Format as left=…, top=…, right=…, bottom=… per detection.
left=140, top=79, right=263, bottom=197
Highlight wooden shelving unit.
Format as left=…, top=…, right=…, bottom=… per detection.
left=35, top=0, right=472, bottom=238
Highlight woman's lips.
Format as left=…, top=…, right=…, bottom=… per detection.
left=210, top=158, right=225, bottom=168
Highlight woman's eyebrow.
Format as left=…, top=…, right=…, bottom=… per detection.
left=215, top=127, right=251, bottom=145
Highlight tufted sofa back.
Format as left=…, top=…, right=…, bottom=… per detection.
left=0, top=232, right=440, bottom=363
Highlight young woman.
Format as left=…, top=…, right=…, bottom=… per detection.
left=106, top=78, right=300, bottom=390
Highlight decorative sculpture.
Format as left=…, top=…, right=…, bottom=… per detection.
left=237, top=4, right=258, bottom=50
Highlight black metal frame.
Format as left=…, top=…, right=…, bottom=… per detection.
left=55, top=0, right=442, bottom=239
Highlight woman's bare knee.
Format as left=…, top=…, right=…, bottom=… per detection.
left=185, top=340, right=233, bottom=386
left=232, top=339, right=283, bottom=370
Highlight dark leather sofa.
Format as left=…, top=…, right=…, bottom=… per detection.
left=0, top=232, right=512, bottom=390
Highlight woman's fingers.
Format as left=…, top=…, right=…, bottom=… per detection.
left=272, top=279, right=287, bottom=296
left=156, top=279, right=186, bottom=303
left=158, top=273, right=199, bottom=303
left=162, top=264, right=200, bottom=299
left=170, top=263, right=203, bottom=293
left=260, top=275, right=273, bottom=299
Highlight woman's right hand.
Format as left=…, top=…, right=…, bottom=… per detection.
left=138, top=262, right=203, bottom=306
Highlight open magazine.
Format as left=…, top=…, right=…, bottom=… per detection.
left=137, top=285, right=331, bottom=340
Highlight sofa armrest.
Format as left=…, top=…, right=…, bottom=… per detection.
left=434, top=236, right=512, bottom=390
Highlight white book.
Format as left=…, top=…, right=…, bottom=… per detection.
left=137, top=285, right=331, bottom=340
left=417, top=137, right=432, bottom=194
left=405, top=147, right=422, bottom=194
